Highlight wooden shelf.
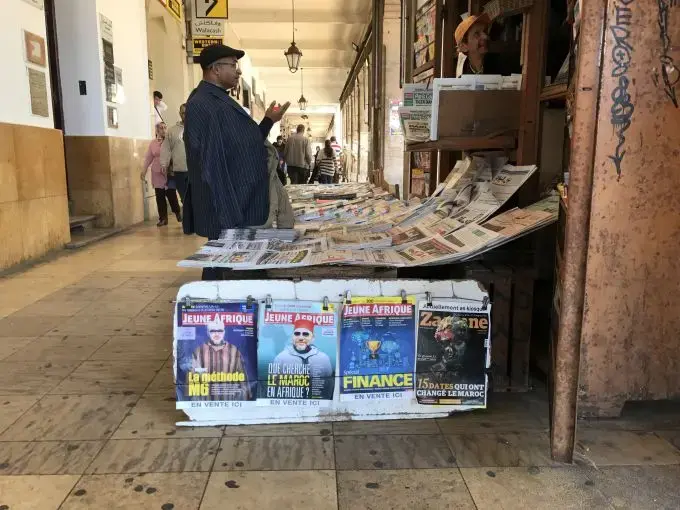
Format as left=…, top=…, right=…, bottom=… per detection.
left=413, top=60, right=435, bottom=77
left=540, top=83, right=568, bottom=101
left=405, top=135, right=516, bottom=152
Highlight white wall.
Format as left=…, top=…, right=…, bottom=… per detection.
left=55, top=0, right=104, bottom=136
left=147, top=0, right=194, bottom=128
left=0, top=0, right=54, bottom=128
left=55, top=0, right=151, bottom=139
left=97, top=0, right=151, bottom=139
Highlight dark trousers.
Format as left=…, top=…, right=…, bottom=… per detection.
left=287, top=165, right=307, bottom=185
left=175, top=172, right=189, bottom=203
left=155, top=188, right=180, bottom=220
left=201, top=267, right=267, bottom=281
left=277, top=167, right=287, bottom=185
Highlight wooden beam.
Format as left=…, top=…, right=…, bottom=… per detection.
left=339, top=25, right=373, bottom=105
left=516, top=0, right=549, bottom=205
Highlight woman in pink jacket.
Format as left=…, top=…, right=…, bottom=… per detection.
left=141, top=122, right=181, bottom=226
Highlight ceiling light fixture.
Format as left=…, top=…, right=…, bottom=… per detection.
left=284, top=0, right=302, bottom=73
left=298, top=68, right=308, bottom=111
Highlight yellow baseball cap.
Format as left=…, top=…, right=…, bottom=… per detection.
left=455, top=13, right=491, bottom=46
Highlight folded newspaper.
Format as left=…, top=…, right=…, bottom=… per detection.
left=178, top=159, right=558, bottom=271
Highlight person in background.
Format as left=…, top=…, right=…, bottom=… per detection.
left=308, top=146, right=321, bottom=183
left=317, top=140, right=338, bottom=184
left=160, top=103, right=188, bottom=203
left=272, top=135, right=287, bottom=185
left=153, top=90, right=167, bottom=125
left=330, top=136, right=342, bottom=157
left=330, top=136, right=343, bottom=183
left=283, top=124, right=312, bottom=185
left=141, top=122, right=181, bottom=227
left=183, top=44, right=289, bottom=280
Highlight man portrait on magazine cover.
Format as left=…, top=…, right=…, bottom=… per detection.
left=273, top=318, right=335, bottom=397
left=191, top=318, right=252, bottom=400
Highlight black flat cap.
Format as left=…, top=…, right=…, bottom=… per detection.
left=199, top=44, right=245, bottom=70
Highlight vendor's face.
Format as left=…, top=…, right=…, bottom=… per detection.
left=208, top=327, right=225, bottom=345
left=211, top=57, right=241, bottom=90
left=292, top=328, right=313, bottom=351
left=461, top=23, right=489, bottom=56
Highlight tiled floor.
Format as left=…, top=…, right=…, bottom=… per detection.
left=1, top=223, right=679, bottom=509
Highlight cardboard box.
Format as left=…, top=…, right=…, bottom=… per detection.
left=436, top=90, right=521, bottom=138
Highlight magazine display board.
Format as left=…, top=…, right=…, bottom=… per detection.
left=173, top=279, right=490, bottom=426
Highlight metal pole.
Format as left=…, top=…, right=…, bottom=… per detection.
left=551, top=0, right=607, bottom=463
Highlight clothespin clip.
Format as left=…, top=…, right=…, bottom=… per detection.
left=246, top=295, right=255, bottom=310
left=265, top=294, right=273, bottom=309
left=322, top=296, right=330, bottom=311
left=482, top=296, right=490, bottom=310
left=401, top=290, right=408, bottom=304
left=345, top=290, right=352, bottom=304
left=182, top=296, right=192, bottom=308
left=425, top=291, right=433, bottom=307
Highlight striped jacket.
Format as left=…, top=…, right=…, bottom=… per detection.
left=183, top=80, right=272, bottom=239
left=191, top=342, right=252, bottom=401
left=317, top=154, right=337, bottom=177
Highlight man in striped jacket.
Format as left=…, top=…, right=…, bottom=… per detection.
left=183, top=44, right=289, bottom=280
left=191, top=319, right=252, bottom=401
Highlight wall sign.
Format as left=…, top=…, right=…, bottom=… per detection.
left=192, top=37, right=221, bottom=57
left=99, top=14, right=113, bottom=43
left=28, top=68, right=49, bottom=117
left=107, top=106, right=118, bottom=128
left=194, top=0, right=228, bottom=19
left=159, top=0, right=183, bottom=21
left=23, top=31, right=46, bottom=67
left=20, top=0, right=44, bottom=10
left=191, top=18, right=224, bottom=37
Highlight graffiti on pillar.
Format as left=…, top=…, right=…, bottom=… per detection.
left=652, top=0, right=679, bottom=108
left=609, top=0, right=635, bottom=179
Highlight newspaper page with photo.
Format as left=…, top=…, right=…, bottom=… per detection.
left=257, top=300, right=337, bottom=407
left=395, top=235, right=461, bottom=266
left=398, top=107, right=432, bottom=142
left=175, top=301, right=258, bottom=409
left=440, top=224, right=500, bottom=258
left=339, top=296, right=417, bottom=402
left=490, top=165, right=538, bottom=203
left=416, top=299, right=490, bottom=406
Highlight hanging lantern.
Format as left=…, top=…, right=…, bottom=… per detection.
left=284, top=0, right=302, bottom=73
left=297, top=67, right=308, bottom=110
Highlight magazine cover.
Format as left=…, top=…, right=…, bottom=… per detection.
left=175, top=301, right=258, bottom=409
left=415, top=299, right=490, bottom=406
left=257, top=300, right=337, bottom=406
left=339, top=296, right=416, bottom=402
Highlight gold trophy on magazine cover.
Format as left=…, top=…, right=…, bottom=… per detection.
left=366, top=339, right=382, bottom=360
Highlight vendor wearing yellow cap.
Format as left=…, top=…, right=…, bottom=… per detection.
left=455, top=14, right=492, bottom=77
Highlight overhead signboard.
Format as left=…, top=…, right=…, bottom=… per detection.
left=158, top=0, right=182, bottom=21
left=191, top=18, right=224, bottom=37
left=192, top=37, right=221, bottom=58
left=194, top=0, right=228, bottom=19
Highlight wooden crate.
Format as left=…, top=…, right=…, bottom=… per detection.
left=462, top=262, right=535, bottom=392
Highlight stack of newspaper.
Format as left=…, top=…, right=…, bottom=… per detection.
left=399, top=75, right=523, bottom=142
left=178, top=158, right=558, bottom=271
left=221, top=228, right=299, bottom=242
